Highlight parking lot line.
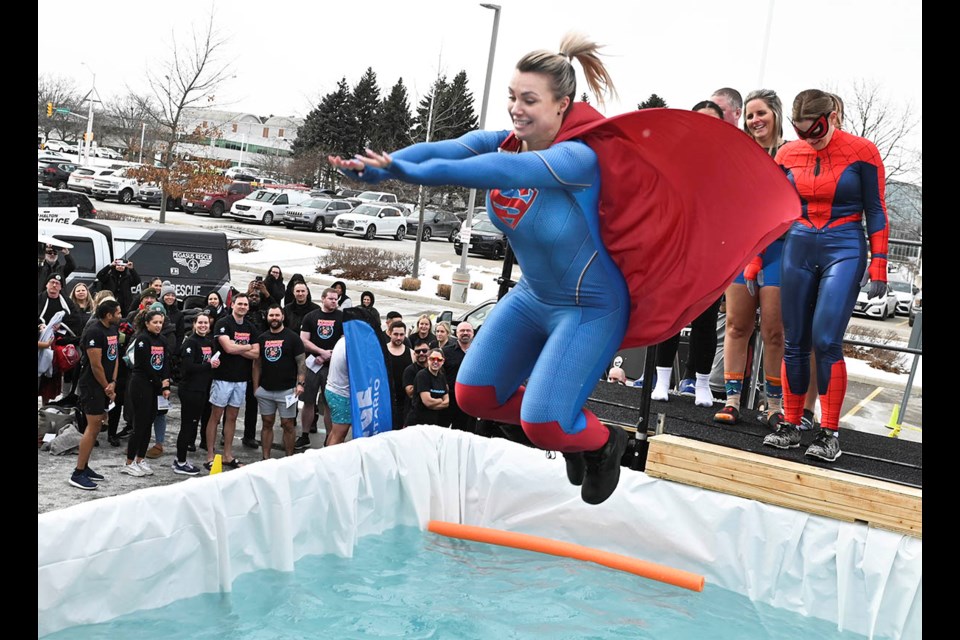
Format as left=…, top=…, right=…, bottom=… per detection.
left=842, top=386, right=885, bottom=421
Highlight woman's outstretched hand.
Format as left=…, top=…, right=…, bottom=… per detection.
left=328, top=148, right=393, bottom=173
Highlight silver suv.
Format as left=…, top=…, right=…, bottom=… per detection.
left=283, top=197, right=354, bottom=233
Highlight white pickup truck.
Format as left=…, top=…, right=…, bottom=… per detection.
left=91, top=167, right=141, bottom=205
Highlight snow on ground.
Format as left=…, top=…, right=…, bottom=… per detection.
left=231, top=238, right=510, bottom=307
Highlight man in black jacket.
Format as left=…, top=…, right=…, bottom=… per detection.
left=38, top=244, right=75, bottom=293
left=96, top=259, right=141, bottom=314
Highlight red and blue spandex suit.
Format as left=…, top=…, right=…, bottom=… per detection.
left=776, top=129, right=888, bottom=431
left=381, top=130, right=629, bottom=452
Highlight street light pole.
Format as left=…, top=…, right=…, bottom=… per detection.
left=80, top=63, right=96, bottom=167
left=451, top=3, right=500, bottom=304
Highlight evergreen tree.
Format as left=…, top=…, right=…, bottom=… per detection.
left=374, top=77, right=413, bottom=152
left=352, top=67, right=381, bottom=150
left=413, top=70, right=478, bottom=143
left=638, top=93, right=669, bottom=109
left=292, top=78, right=359, bottom=187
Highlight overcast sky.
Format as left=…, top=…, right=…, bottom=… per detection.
left=39, top=0, right=921, bottom=148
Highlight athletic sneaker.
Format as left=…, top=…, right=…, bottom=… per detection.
left=562, top=452, right=586, bottom=486
left=805, top=429, right=842, bottom=462
left=69, top=470, right=98, bottom=490
left=763, top=422, right=801, bottom=449
left=136, top=460, right=155, bottom=476
left=120, top=462, right=146, bottom=477
left=678, top=378, right=696, bottom=397
left=295, top=434, right=311, bottom=450
left=581, top=425, right=629, bottom=505
left=83, top=466, right=105, bottom=482
left=798, top=408, right=819, bottom=432
left=172, top=461, right=201, bottom=476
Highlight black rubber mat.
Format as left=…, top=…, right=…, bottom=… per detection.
left=587, top=382, right=922, bottom=489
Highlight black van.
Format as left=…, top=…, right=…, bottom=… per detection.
left=38, top=219, right=232, bottom=304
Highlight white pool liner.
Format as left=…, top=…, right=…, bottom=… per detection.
left=38, top=427, right=921, bottom=638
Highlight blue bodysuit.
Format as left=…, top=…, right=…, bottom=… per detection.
left=357, top=130, right=628, bottom=452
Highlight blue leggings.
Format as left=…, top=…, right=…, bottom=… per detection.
left=457, top=282, right=628, bottom=435
left=780, top=224, right=865, bottom=395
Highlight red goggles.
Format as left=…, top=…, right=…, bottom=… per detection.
left=792, top=113, right=830, bottom=141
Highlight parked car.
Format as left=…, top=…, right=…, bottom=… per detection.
left=93, top=147, right=122, bottom=160
left=908, top=290, right=922, bottom=327
left=454, top=219, right=509, bottom=260
left=43, top=139, right=74, bottom=154
left=886, top=280, right=917, bottom=316
left=91, top=167, right=142, bottom=204
left=437, top=298, right=498, bottom=333
left=406, top=208, right=462, bottom=242
left=68, top=167, right=118, bottom=194
left=345, top=190, right=398, bottom=207
left=182, top=181, right=253, bottom=218
left=283, top=197, right=354, bottom=232
left=853, top=283, right=898, bottom=320
left=38, top=188, right=97, bottom=223
left=227, top=188, right=311, bottom=225
left=135, top=183, right=183, bottom=210
left=333, top=203, right=407, bottom=240
left=38, top=160, right=79, bottom=189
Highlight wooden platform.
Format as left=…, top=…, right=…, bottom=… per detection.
left=645, top=434, right=922, bottom=538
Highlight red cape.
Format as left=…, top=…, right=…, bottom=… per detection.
left=554, top=104, right=799, bottom=348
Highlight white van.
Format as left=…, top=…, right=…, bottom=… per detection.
left=227, top=188, right=311, bottom=225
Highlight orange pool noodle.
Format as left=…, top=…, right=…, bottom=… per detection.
left=427, top=520, right=704, bottom=592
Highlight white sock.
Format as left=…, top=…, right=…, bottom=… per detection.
left=694, top=373, right=713, bottom=407
left=651, top=367, right=672, bottom=401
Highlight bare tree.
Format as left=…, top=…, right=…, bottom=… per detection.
left=843, top=80, right=919, bottom=184
left=100, top=93, right=157, bottom=161
left=38, top=74, right=81, bottom=143
left=137, top=11, right=233, bottom=222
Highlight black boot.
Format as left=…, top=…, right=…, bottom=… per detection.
left=562, top=453, right=586, bottom=486
left=581, top=425, right=629, bottom=505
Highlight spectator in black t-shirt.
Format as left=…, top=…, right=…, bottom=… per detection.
left=96, top=259, right=141, bottom=314
left=174, top=311, right=219, bottom=476
left=443, top=321, right=477, bottom=433
left=204, top=292, right=260, bottom=470
left=297, top=288, right=343, bottom=449
left=385, top=320, right=413, bottom=430
left=408, top=348, right=450, bottom=427
left=69, top=299, right=122, bottom=490
left=283, top=281, right=319, bottom=332
left=402, top=338, right=431, bottom=428
left=241, top=284, right=269, bottom=448
left=253, top=304, right=306, bottom=459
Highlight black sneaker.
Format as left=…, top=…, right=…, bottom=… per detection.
left=117, top=425, right=134, bottom=439
left=805, top=429, right=841, bottom=462
left=69, top=470, right=98, bottom=491
left=295, top=434, right=311, bottom=451
left=581, top=425, right=629, bottom=505
left=562, top=452, right=586, bottom=486
left=798, top=409, right=819, bottom=432
left=83, top=466, right=105, bottom=482
left=108, top=436, right=121, bottom=447
left=763, top=422, right=801, bottom=449
left=186, top=443, right=197, bottom=452
left=241, top=438, right=260, bottom=449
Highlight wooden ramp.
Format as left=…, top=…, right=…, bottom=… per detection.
left=645, top=434, right=922, bottom=538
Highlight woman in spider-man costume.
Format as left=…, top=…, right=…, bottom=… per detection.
left=763, top=89, right=889, bottom=461
left=331, top=35, right=797, bottom=504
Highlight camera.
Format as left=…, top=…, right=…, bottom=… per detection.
left=255, top=276, right=263, bottom=282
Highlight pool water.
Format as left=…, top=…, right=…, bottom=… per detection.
left=46, top=526, right=869, bottom=639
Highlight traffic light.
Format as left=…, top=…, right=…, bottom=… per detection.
left=46, top=102, right=53, bottom=117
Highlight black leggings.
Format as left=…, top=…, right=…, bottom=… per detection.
left=655, top=298, right=722, bottom=377
left=177, top=387, right=208, bottom=461
left=106, top=374, right=127, bottom=438
left=126, top=374, right=157, bottom=460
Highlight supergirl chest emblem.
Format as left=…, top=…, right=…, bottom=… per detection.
left=490, top=188, right=538, bottom=230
